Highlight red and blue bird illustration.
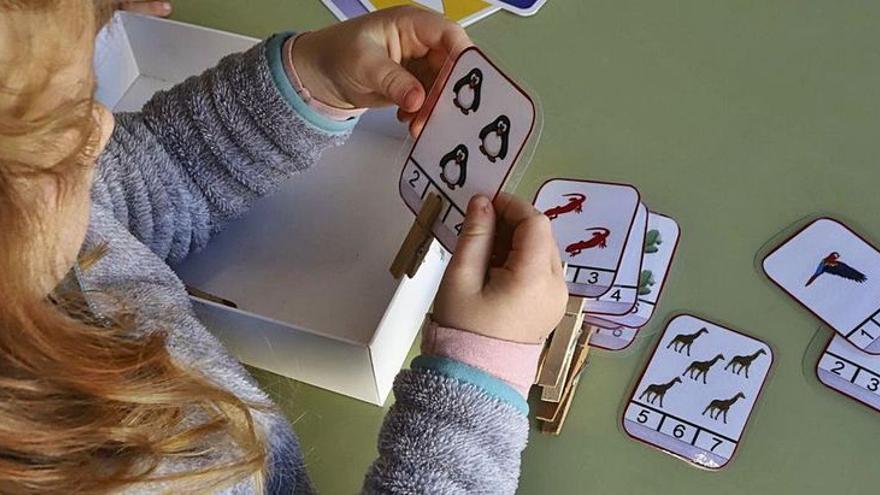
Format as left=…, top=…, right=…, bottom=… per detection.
left=805, top=252, right=867, bottom=287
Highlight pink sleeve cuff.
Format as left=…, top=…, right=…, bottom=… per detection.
left=283, top=34, right=368, bottom=122
left=421, top=321, right=544, bottom=398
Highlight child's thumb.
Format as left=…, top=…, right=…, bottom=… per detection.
left=369, top=59, right=425, bottom=112
left=445, top=195, right=496, bottom=293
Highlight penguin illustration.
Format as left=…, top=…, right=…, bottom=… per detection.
left=478, top=115, right=510, bottom=163
left=452, top=68, right=483, bottom=115
left=439, top=144, right=468, bottom=190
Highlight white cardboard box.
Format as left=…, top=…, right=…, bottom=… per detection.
left=94, top=13, right=448, bottom=405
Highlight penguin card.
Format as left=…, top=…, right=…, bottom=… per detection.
left=533, top=179, right=640, bottom=298
left=589, top=325, right=638, bottom=351
left=623, top=315, right=773, bottom=470
left=592, top=213, right=681, bottom=329
left=398, top=46, right=536, bottom=251
left=582, top=203, right=648, bottom=315
left=817, top=335, right=880, bottom=413
left=763, top=218, right=880, bottom=354
left=484, top=0, right=547, bottom=16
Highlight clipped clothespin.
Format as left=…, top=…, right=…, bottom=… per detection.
left=390, top=193, right=445, bottom=279
left=535, top=294, right=587, bottom=400
left=535, top=327, right=593, bottom=435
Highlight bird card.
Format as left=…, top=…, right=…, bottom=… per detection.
left=594, top=213, right=681, bottom=328
left=360, top=0, right=501, bottom=27
left=763, top=218, right=880, bottom=354
left=623, top=315, right=773, bottom=470
left=817, top=335, right=880, bottom=413
left=398, top=47, right=536, bottom=251
left=584, top=203, right=648, bottom=315
left=589, top=325, right=638, bottom=351
left=533, top=179, right=640, bottom=298
left=484, top=0, right=547, bottom=16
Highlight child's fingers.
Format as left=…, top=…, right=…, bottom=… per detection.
left=444, top=195, right=497, bottom=293
left=492, top=195, right=557, bottom=274
left=367, top=56, right=425, bottom=113
left=396, top=6, right=473, bottom=58
left=115, top=0, right=172, bottom=17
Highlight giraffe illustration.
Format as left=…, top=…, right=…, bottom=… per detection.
left=637, top=377, right=682, bottom=408
left=682, top=354, right=725, bottom=384
left=702, top=392, right=746, bottom=424
left=724, top=349, right=767, bottom=379
left=666, top=327, right=709, bottom=356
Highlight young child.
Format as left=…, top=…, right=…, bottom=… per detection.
left=0, top=1, right=567, bottom=493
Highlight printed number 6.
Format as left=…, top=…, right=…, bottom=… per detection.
left=673, top=424, right=686, bottom=438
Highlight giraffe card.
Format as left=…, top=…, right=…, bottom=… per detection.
left=623, top=315, right=773, bottom=470
left=588, top=325, right=638, bottom=351
left=398, top=46, right=536, bottom=252
left=583, top=203, right=648, bottom=315
left=817, top=335, right=880, bottom=413
left=595, top=212, right=681, bottom=329
left=763, top=218, right=880, bottom=354
left=533, top=179, right=640, bottom=298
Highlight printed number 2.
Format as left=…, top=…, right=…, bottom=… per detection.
left=830, top=360, right=845, bottom=376
left=407, top=169, right=421, bottom=188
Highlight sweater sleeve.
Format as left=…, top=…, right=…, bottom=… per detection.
left=93, top=34, right=357, bottom=264
left=362, top=358, right=530, bottom=495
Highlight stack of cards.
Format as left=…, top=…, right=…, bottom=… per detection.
left=763, top=218, right=880, bottom=413
left=533, top=179, right=681, bottom=352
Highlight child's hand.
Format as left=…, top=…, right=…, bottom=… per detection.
left=434, top=195, right=569, bottom=344
left=292, top=6, right=471, bottom=137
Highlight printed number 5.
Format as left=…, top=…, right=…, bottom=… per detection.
left=637, top=409, right=649, bottom=424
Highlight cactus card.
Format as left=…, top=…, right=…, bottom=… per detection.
left=593, top=212, right=680, bottom=328
left=623, top=315, right=773, bottom=470
left=533, top=179, right=640, bottom=298
left=398, top=46, right=536, bottom=252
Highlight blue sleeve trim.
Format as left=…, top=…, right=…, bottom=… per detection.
left=411, top=355, right=529, bottom=416
left=264, top=32, right=359, bottom=134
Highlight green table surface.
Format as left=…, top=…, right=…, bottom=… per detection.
left=171, top=2, right=879, bottom=493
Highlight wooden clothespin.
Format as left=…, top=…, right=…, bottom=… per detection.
left=535, top=327, right=593, bottom=434
left=535, top=295, right=586, bottom=400
left=390, top=193, right=445, bottom=279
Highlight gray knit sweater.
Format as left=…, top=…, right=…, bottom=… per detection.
left=83, top=36, right=528, bottom=494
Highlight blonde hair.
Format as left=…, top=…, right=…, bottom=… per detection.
left=0, top=1, right=269, bottom=492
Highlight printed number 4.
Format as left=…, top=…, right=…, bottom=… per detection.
left=830, top=360, right=845, bottom=376
left=454, top=223, right=463, bottom=235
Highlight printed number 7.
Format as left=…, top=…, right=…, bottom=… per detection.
left=710, top=437, right=723, bottom=452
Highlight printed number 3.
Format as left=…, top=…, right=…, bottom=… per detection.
left=869, top=377, right=879, bottom=392
left=587, top=272, right=599, bottom=284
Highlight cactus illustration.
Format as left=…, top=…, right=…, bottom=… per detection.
left=638, top=270, right=656, bottom=295
left=644, top=229, right=662, bottom=254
